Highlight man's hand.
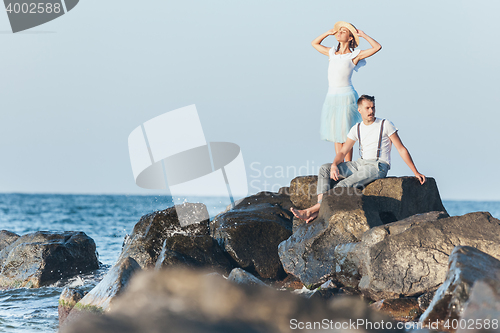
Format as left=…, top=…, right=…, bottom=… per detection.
left=415, top=172, right=426, bottom=185
left=330, top=163, right=339, bottom=181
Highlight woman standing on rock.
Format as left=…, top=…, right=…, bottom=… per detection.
left=313, top=21, right=381, bottom=161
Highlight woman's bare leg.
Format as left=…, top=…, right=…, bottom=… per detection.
left=335, top=142, right=353, bottom=162
left=334, top=142, right=343, bottom=155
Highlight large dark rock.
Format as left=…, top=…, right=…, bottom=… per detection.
left=420, top=246, right=500, bottom=330
left=279, top=177, right=446, bottom=287
left=118, top=203, right=209, bottom=269
left=334, top=212, right=500, bottom=301
left=211, top=192, right=293, bottom=280
left=0, top=230, right=19, bottom=251
left=0, top=231, right=99, bottom=288
left=289, top=176, right=318, bottom=210
left=60, top=268, right=403, bottom=333
left=155, top=234, right=232, bottom=274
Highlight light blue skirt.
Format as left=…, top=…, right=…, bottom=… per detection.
left=320, top=86, right=361, bottom=143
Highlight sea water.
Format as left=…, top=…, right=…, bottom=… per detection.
left=0, top=193, right=499, bottom=332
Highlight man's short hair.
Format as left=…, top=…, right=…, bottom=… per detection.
left=357, top=95, right=375, bottom=106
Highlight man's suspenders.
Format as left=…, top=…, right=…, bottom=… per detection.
left=357, top=119, right=386, bottom=160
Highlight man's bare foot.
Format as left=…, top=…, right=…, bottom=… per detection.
left=290, top=207, right=319, bottom=223
left=305, top=211, right=318, bottom=223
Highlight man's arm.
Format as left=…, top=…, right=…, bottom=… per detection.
left=330, top=138, right=356, bottom=180
left=389, top=132, right=426, bottom=184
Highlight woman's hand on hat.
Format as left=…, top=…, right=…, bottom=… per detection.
left=357, top=29, right=367, bottom=38
left=327, top=29, right=337, bottom=35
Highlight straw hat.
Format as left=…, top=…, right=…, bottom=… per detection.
left=333, top=21, right=359, bottom=48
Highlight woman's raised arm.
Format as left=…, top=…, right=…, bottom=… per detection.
left=311, top=29, right=336, bottom=56
left=353, top=30, right=381, bottom=64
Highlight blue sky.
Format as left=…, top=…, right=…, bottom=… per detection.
left=1, top=0, right=499, bottom=200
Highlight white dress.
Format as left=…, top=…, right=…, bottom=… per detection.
left=320, top=48, right=366, bottom=143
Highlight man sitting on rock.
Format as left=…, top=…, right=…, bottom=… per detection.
left=291, top=94, right=426, bottom=223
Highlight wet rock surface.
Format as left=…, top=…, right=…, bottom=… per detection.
left=71, top=257, right=141, bottom=312
left=60, top=268, right=402, bottom=333
left=118, top=203, right=209, bottom=269
left=63, top=257, right=141, bottom=327
left=420, top=246, right=500, bottom=330
left=155, top=234, right=232, bottom=274
left=211, top=192, right=293, bottom=279
left=0, top=231, right=99, bottom=288
left=279, top=177, right=446, bottom=288
left=59, top=287, right=86, bottom=326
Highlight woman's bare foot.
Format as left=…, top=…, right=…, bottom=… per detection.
left=290, top=207, right=319, bottom=223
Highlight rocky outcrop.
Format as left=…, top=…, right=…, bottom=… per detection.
left=334, top=212, right=500, bottom=301
left=61, top=202, right=226, bottom=325
left=118, top=203, right=209, bottom=269
left=211, top=192, right=293, bottom=280
left=279, top=177, right=446, bottom=287
left=0, top=231, right=99, bottom=288
left=420, top=246, right=500, bottom=330
left=155, top=234, right=232, bottom=274
left=60, top=268, right=403, bottom=333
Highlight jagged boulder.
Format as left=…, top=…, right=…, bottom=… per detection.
left=118, top=203, right=209, bottom=269
left=279, top=177, right=446, bottom=287
left=334, top=212, right=500, bottom=301
left=64, top=256, right=141, bottom=326
left=155, top=234, right=232, bottom=274
left=60, top=268, right=403, bottom=333
left=289, top=176, right=318, bottom=210
left=0, top=231, right=99, bottom=288
left=420, top=246, right=500, bottom=330
left=211, top=192, right=293, bottom=280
